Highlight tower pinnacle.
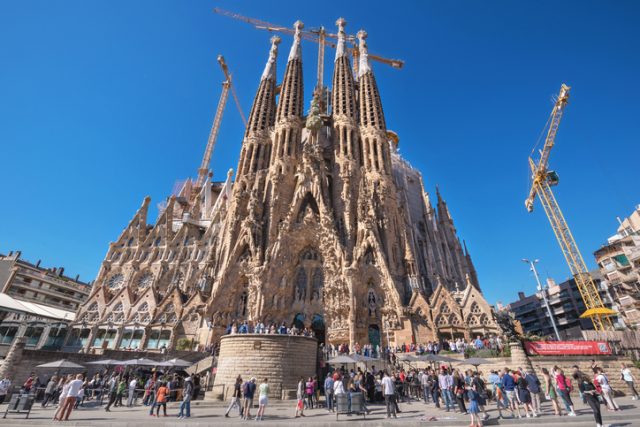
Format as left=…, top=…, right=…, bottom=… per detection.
left=261, top=36, right=281, bottom=81
left=356, top=30, right=371, bottom=77
left=335, top=18, right=347, bottom=61
left=288, top=20, right=304, bottom=61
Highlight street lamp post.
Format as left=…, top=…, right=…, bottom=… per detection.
left=522, top=259, right=561, bottom=341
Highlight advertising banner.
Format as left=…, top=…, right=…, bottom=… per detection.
left=524, top=341, right=612, bottom=356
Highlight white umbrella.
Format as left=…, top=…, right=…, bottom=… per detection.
left=121, top=358, right=161, bottom=366
left=86, top=359, right=124, bottom=366
left=159, top=358, right=192, bottom=368
left=36, top=359, right=84, bottom=369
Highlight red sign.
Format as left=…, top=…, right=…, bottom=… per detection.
left=525, top=341, right=612, bottom=356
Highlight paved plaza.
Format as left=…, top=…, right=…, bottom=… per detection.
left=1, top=396, right=637, bottom=427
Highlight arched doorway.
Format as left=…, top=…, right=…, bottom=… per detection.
left=368, top=324, right=380, bottom=352
left=293, top=313, right=305, bottom=329
left=311, top=314, right=325, bottom=345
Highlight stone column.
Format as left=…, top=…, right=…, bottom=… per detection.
left=83, top=325, right=99, bottom=353
left=0, top=337, right=26, bottom=381
left=509, top=340, right=534, bottom=372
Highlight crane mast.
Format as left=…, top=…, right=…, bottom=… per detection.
left=197, top=55, right=244, bottom=187
left=525, top=84, right=615, bottom=331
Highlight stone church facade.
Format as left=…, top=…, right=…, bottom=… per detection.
left=66, top=19, right=498, bottom=353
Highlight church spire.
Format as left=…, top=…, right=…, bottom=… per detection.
left=276, top=22, right=304, bottom=123
left=332, top=18, right=357, bottom=122
left=245, top=36, right=280, bottom=138
left=237, top=36, right=280, bottom=177
left=357, top=30, right=390, bottom=175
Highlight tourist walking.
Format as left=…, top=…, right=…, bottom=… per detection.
left=242, top=377, right=256, bottom=420
left=114, top=377, right=126, bottom=407
left=295, top=377, right=305, bottom=418
left=452, top=370, right=467, bottom=414
left=541, top=367, right=562, bottom=416
left=467, top=383, right=482, bottom=427
left=515, top=370, right=535, bottom=417
left=151, top=381, right=168, bottom=417
left=501, top=368, right=521, bottom=418
left=574, top=371, right=603, bottom=427
left=523, top=369, right=542, bottom=415
left=305, top=376, right=314, bottom=409
left=42, top=376, right=57, bottom=407
left=620, top=363, right=639, bottom=400
left=104, top=375, right=119, bottom=412
left=382, top=370, right=397, bottom=419
left=554, top=366, right=576, bottom=416
left=255, top=378, right=269, bottom=421
left=127, top=377, right=138, bottom=407
left=324, top=373, right=334, bottom=412
left=177, top=376, right=193, bottom=419
left=594, top=368, right=619, bottom=411
left=225, top=376, right=243, bottom=418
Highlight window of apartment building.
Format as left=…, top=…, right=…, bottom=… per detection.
left=0, top=325, right=18, bottom=344
left=24, top=324, right=45, bottom=346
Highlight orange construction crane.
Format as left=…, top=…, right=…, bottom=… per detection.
left=213, top=7, right=404, bottom=92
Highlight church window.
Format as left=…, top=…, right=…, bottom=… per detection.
left=154, top=237, right=161, bottom=247
left=137, top=273, right=153, bottom=289
left=470, top=302, right=482, bottom=314
left=138, top=303, right=149, bottom=312
left=107, top=273, right=124, bottom=290
left=239, top=290, right=248, bottom=317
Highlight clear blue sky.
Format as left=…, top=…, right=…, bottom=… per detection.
left=1, top=1, right=638, bottom=306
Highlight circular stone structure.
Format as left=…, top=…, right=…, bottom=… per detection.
left=214, top=334, right=317, bottom=399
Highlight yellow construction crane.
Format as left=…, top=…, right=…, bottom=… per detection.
left=525, top=84, right=616, bottom=331
left=197, top=55, right=246, bottom=187
left=213, top=7, right=404, bottom=93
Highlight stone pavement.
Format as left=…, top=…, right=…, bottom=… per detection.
left=1, top=396, right=637, bottom=427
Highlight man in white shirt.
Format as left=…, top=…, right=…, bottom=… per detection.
left=438, top=368, right=453, bottom=411
left=381, top=371, right=397, bottom=419
left=60, top=374, right=84, bottom=421
left=127, top=377, right=138, bottom=407
left=0, top=377, right=11, bottom=404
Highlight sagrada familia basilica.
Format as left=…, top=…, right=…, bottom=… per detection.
left=67, top=19, right=499, bottom=353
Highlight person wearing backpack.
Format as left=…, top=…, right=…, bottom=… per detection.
left=523, top=368, right=542, bottom=416
left=574, top=371, right=603, bottom=427
left=242, top=377, right=256, bottom=420
left=594, top=368, right=620, bottom=411
left=553, top=366, right=576, bottom=416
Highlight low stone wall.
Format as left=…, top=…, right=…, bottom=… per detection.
left=213, top=334, right=317, bottom=400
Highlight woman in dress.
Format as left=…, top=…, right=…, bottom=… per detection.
left=515, top=370, right=535, bottom=417
left=255, top=378, right=269, bottom=421
left=541, top=367, right=562, bottom=416
left=467, top=383, right=482, bottom=427
left=305, top=377, right=314, bottom=409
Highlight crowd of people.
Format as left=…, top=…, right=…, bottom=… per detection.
left=216, top=359, right=638, bottom=426
left=225, top=320, right=315, bottom=337
left=7, top=370, right=203, bottom=421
